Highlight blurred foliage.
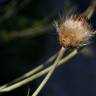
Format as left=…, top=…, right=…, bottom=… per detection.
left=0, top=16, right=32, bottom=31
left=0, top=0, right=51, bottom=42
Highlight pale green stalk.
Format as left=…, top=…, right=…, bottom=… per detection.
left=32, top=47, right=65, bottom=96
left=82, top=0, right=96, bottom=19
left=0, top=49, right=77, bottom=92
left=0, top=52, right=58, bottom=90
left=27, top=88, right=31, bottom=96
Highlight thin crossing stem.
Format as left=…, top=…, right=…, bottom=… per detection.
left=0, top=49, right=78, bottom=93
left=32, top=47, right=66, bottom=96
left=0, top=52, right=58, bottom=90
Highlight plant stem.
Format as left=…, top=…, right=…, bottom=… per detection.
left=0, top=52, right=58, bottom=89
left=27, top=88, right=31, bottom=96
left=82, top=0, right=96, bottom=19
left=32, top=47, right=65, bottom=96
left=0, top=49, right=78, bottom=93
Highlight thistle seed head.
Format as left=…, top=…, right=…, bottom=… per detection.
left=55, top=15, right=93, bottom=48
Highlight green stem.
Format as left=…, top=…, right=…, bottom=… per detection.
left=0, top=49, right=78, bottom=92
left=27, top=88, right=31, bottom=96
left=82, top=0, right=96, bottom=19
left=32, top=47, right=65, bottom=96
left=0, top=52, right=58, bottom=90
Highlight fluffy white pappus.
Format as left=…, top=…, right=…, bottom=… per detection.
left=55, top=15, right=94, bottom=48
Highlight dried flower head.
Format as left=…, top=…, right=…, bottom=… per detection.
left=55, top=15, right=93, bottom=48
